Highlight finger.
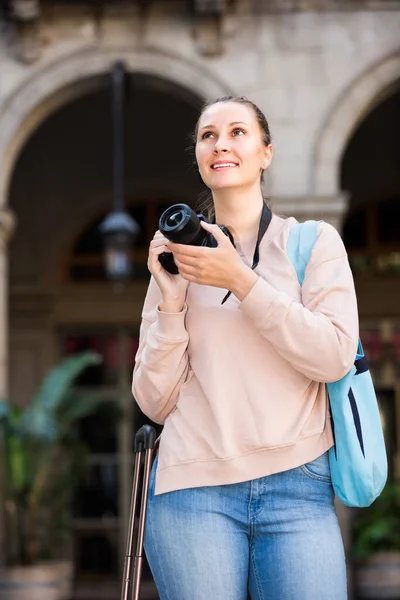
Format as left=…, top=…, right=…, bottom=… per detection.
left=152, top=231, right=170, bottom=243
left=168, top=242, right=206, bottom=257
left=149, top=244, right=171, bottom=257
left=174, top=254, right=199, bottom=272
left=173, top=253, right=201, bottom=268
left=152, top=232, right=169, bottom=241
left=200, top=221, right=231, bottom=246
left=150, top=238, right=171, bottom=250
left=148, top=247, right=173, bottom=275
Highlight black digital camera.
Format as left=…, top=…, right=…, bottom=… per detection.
left=158, top=203, right=234, bottom=274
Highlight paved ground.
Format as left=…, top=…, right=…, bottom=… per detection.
left=73, top=579, right=159, bottom=599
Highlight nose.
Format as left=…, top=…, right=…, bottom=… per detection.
left=213, top=136, right=230, bottom=154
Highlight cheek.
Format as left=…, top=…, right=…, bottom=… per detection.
left=243, top=144, right=265, bottom=170
left=195, top=145, right=209, bottom=173
left=233, top=138, right=254, bottom=157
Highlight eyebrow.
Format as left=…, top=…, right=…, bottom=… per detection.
left=199, top=121, right=248, bottom=131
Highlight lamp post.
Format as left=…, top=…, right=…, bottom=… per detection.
left=100, top=61, right=139, bottom=282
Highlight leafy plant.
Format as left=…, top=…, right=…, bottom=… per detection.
left=351, top=481, right=400, bottom=559
left=0, top=351, right=119, bottom=565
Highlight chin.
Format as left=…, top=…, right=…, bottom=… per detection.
left=208, top=176, right=243, bottom=190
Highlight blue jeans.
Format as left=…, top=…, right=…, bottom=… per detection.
left=144, top=452, right=347, bottom=600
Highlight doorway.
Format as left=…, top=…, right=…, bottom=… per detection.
left=340, top=83, right=400, bottom=480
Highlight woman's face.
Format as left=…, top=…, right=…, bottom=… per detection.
left=195, top=102, right=272, bottom=192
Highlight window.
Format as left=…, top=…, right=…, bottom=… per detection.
left=343, top=196, right=400, bottom=275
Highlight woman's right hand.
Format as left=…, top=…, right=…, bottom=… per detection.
left=148, top=231, right=189, bottom=312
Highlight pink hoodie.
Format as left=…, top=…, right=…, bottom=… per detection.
left=132, top=214, right=359, bottom=495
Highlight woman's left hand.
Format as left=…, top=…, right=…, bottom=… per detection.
left=168, top=221, right=258, bottom=299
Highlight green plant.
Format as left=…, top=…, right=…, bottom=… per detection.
left=0, top=351, right=119, bottom=566
left=351, top=481, right=400, bottom=559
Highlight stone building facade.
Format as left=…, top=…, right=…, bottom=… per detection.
left=0, top=1, right=399, bottom=598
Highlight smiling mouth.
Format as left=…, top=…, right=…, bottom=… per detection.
left=211, top=162, right=238, bottom=170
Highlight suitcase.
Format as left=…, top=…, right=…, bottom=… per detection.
left=121, top=424, right=158, bottom=600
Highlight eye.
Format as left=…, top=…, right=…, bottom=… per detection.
left=232, top=128, right=245, bottom=136
left=201, top=131, right=214, bottom=140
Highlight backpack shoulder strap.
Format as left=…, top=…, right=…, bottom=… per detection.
left=287, top=221, right=364, bottom=362
left=286, top=220, right=319, bottom=286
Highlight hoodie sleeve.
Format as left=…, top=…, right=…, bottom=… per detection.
left=239, top=221, right=359, bottom=383
left=132, top=277, right=192, bottom=424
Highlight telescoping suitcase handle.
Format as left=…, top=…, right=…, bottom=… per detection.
left=121, top=425, right=158, bottom=600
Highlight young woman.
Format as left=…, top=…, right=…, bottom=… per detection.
left=132, top=96, right=358, bottom=600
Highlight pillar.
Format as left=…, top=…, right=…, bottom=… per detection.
left=0, top=208, right=16, bottom=567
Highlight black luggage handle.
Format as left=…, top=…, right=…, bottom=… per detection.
left=121, top=425, right=158, bottom=600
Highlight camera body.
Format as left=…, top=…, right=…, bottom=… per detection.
left=158, top=203, right=234, bottom=274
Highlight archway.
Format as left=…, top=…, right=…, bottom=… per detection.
left=8, top=71, right=205, bottom=287
left=340, top=84, right=400, bottom=481
left=313, top=51, right=400, bottom=199
left=0, top=46, right=232, bottom=208
left=341, top=85, right=400, bottom=282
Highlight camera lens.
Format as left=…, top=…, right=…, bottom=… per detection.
left=166, top=211, right=184, bottom=228
left=159, top=204, right=206, bottom=245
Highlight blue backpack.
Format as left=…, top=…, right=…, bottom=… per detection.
left=287, top=221, right=388, bottom=507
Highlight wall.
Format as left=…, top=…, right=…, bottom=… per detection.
left=0, top=5, right=399, bottom=209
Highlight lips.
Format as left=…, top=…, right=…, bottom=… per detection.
left=211, top=161, right=239, bottom=170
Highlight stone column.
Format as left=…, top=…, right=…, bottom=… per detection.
left=0, top=208, right=16, bottom=567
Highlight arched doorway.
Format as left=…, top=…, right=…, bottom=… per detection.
left=313, top=51, right=400, bottom=199
left=8, top=71, right=205, bottom=599
left=341, top=83, right=400, bottom=482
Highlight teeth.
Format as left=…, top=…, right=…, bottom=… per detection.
left=213, top=163, right=237, bottom=169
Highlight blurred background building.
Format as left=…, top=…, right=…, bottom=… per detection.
left=0, top=1, right=399, bottom=599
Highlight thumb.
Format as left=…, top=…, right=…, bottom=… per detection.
left=200, top=221, right=231, bottom=246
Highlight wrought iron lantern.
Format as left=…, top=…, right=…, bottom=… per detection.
left=100, top=61, right=140, bottom=281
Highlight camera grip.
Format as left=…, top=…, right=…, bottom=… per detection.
left=207, top=225, right=235, bottom=248
left=159, top=251, right=179, bottom=275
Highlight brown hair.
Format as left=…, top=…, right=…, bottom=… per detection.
left=193, top=96, right=272, bottom=221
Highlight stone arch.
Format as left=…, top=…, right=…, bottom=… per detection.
left=0, top=45, right=233, bottom=209
left=313, top=51, right=400, bottom=197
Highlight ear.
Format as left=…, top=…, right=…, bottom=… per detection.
left=262, top=144, right=273, bottom=170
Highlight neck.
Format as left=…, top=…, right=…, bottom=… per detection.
left=213, top=183, right=266, bottom=242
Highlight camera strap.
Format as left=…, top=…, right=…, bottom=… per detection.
left=221, top=202, right=272, bottom=304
